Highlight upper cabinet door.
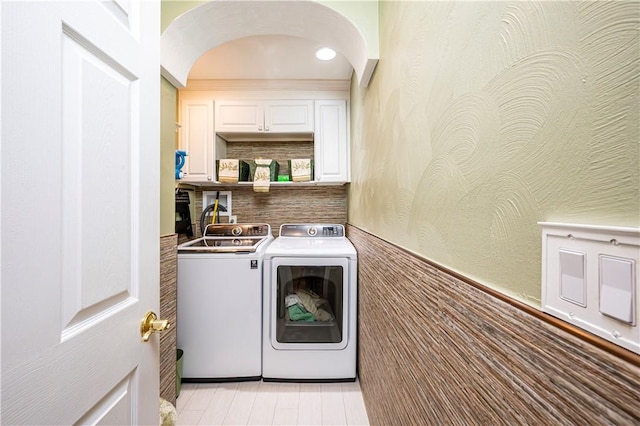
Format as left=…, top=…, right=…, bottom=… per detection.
left=215, top=100, right=313, bottom=133
left=180, top=99, right=215, bottom=182
left=315, top=100, right=349, bottom=183
left=215, top=101, right=265, bottom=132
left=264, top=100, right=314, bottom=133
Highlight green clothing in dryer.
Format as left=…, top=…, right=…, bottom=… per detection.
left=288, top=304, right=315, bottom=321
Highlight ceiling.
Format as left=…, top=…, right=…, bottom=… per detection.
left=187, top=35, right=354, bottom=81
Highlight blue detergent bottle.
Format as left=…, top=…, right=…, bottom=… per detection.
left=175, top=150, right=188, bottom=179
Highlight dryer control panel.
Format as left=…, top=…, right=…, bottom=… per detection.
left=279, top=224, right=344, bottom=238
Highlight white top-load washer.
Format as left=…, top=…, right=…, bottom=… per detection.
left=177, top=223, right=272, bottom=381
left=262, top=224, right=357, bottom=381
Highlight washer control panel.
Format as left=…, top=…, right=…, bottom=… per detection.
left=204, top=223, right=271, bottom=237
left=280, top=224, right=344, bottom=238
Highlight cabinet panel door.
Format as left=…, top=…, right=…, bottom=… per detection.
left=181, top=100, right=214, bottom=182
left=215, top=101, right=264, bottom=132
left=265, top=100, right=314, bottom=133
left=315, top=100, right=348, bottom=182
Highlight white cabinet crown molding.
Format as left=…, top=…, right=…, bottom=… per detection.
left=181, top=79, right=351, bottom=92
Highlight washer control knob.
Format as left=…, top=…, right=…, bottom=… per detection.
left=307, top=227, right=318, bottom=236
left=231, top=226, right=242, bottom=236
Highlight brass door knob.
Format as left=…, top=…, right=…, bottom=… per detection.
left=140, top=311, right=171, bottom=342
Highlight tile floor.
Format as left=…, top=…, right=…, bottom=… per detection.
left=176, top=380, right=370, bottom=426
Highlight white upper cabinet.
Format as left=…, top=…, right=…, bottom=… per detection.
left=314, top=100, right=348, bottom=183
left=178, top=99, right=216, bottom=182
left=176, top=88, right=350, bottom=185
left=265, top=100, right=314, bottom=133
left=214, top=101, right=264, bottom=133
left=216, top=100, right=314, bottom=134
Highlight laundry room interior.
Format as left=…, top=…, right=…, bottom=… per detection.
left=158, top=1, right=639, bottom=425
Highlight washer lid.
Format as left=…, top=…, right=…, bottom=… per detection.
left=179, top=223, right=273, bottom=253
left=265, top=235, right=356, bottom=258
left=178, top=236, right=271, bottom=253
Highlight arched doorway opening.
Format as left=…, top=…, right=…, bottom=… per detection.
left=161, top=0, right=377, bottom=88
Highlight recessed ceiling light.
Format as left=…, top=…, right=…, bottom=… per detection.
left=316, top=47, right=336, bottom=61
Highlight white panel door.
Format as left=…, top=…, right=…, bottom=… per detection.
left=1, top=1, right=161, bottom=424
left=314, top=100, right=348, bottom=182
left=179, top=99, right=215, bottom=182
left=265, top=100, right=314, bottom=133
left=215, top=101, right=264, bottom=132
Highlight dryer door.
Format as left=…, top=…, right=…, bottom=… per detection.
left=268, top=257, right=350, bottom=350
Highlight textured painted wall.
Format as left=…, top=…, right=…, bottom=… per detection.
left=161, top=1, right=206, bottom=32
left=161, top=77, right=178, bottom=236
left=349, top=1, right=640, bottom=306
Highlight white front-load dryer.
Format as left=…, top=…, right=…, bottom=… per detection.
left=262, top=224, right=357, bottom=381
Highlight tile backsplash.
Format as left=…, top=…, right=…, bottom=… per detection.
left=177, top=140, right=347, bottom=242
left=188, top=185, right=347, bottom=239
left=225, top=141, right=314, bottom=176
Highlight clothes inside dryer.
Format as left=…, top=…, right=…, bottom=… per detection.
left=276, top=265, right=344, bottom=344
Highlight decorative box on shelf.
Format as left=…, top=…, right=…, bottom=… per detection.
left=288, top=159, right=314, bottom=182
left=216, top=160, right=250, bottom=183
left=248, top=160, right=280, bottom=182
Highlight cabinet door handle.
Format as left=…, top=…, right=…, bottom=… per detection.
left=265, top=126, right=269, bottom=131
left=258, top=126, right=263, bottom=131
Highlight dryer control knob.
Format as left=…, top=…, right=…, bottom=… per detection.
left=231, top=226, right=242, bottom=236
left=307, top=227, right=317, bottom=236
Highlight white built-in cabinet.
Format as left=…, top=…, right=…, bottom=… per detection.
left=215, top=100, right=314, bottom=134
left=314, top=100, right=348, bottom=183
left=179, top=99, right=216, bottom=182
left=177, top=93, right=349, bottom=186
